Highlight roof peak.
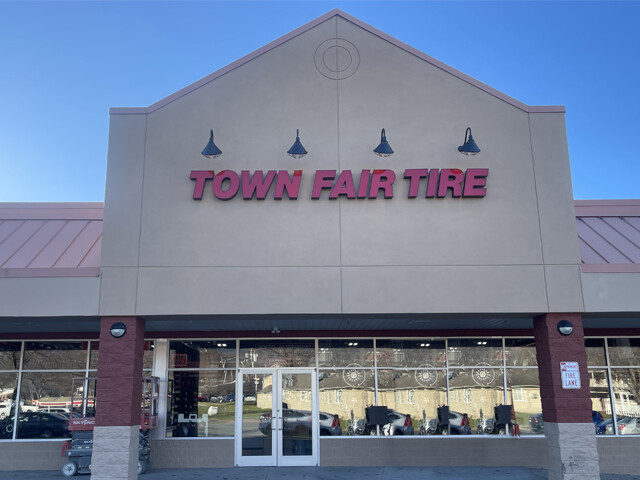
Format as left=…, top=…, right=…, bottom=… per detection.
left=110, top=9, right=564, bottom=116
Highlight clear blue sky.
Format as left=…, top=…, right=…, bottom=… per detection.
left=0, top=1, right=638, bottom=202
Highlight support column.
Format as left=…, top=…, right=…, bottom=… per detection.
left=534, top=313, right=599, bottom=480
left=91, top=316, right=145, bottom=480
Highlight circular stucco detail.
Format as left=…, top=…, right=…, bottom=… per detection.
left=314, top=38, right=360, bottom=80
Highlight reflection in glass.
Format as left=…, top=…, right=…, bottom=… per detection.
left=0, top=343, right=22, bottom=370
left=506, top=368, right=540, bottom=435
left=589, top=369, right=613, bottom=435
left=239, top=340, right=314, bottom=368
left=166, top=370, right=236, bottom=437
left=281, top=373, right=313, bottom=456
left=376, top=340, right=446, bottom=368
left=23, top=342, right=88, bottom=370
left=18, top=372, right=76, bottom=438
left=0, top=373, right=19, bottom=437
left=503, top=339, right=537, bottom=367
left=585, top=339, right=607, bottom=367
left=449, top=368, right=505, bottom=434
left=608, top=339, right=640, bottom=366
left=169, top=340, right=236, bottom=369
left=318, top=369, right=374, bottom=435
left=377, top=369, right=446, bottom=436
left=242, top=373, right=273, bottom=456
left=318, top=340, right=374, bottom=368
left=610, top=368, right=640, bottom=434
left=446, top=339, right=503, bottom=367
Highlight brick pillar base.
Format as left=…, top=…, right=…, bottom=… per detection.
left=534, top=313, right=600, bottom=480
left=91, top=317, right=145, bottom=480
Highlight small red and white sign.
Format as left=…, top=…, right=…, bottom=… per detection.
left=560, top=362, right=581, bottom=389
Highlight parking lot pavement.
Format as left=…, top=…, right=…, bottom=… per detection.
left=1, top=467, right=640, bottom=480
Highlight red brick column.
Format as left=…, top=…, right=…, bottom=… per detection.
left=534, top=313, right=600, bottom=480
left=533, top=313, right=592, bottom=423
left=95, top=316, right=145, bottom=427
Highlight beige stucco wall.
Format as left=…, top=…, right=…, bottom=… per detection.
left=0, top=277, right=99, bottom=317
left=100, top=14, right=582, bottom=318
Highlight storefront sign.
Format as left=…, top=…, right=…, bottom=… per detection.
left=560, top=361, right=581, bottom=389
left=190, top=168, right=489, bottom=201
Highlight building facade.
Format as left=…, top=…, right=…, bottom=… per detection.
left=0, top=10, right=640, bottom=480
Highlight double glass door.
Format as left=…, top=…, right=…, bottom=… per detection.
left=235, top=369, right=317, bottom=466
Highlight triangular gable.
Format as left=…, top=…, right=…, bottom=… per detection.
left=110, top=9, right=563, bottom=115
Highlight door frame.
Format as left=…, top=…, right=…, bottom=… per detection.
left=235, top=368, right=318, bottom=467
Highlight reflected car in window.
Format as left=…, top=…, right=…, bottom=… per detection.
left=258, top=409, right=341, bottom=436
left=617, top=417, right=640, bottom=435
left=0, top=412, right=69, bottom=439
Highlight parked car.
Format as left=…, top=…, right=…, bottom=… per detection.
left=318, top=412, right=341, bottom=436
left=617, top=417, right=640, bottom=435
left=0, top=412, right=69, bottom=439
left=434, top=411, right=471, bottom=435
left=529, top=413, right=543, bottom=433
left=259, top=410, right=342, bottom=437
left=382, top=411, right=414, bottom=435
left=530, top=411, right=605, bottom=435
left=355, top=411, right=414, bottom=436
left=243, top=394, right=257, bottom=404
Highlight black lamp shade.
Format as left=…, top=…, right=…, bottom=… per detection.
left=110, top=322, right=127, bottom=338
left=202, top=129, right=222, bottom=158
left=458, top=127, right=480, bottom=156
left=373, top=128, right=393, bottom=157
left=557, top=320, right=574, bottom=336
left=287, top=129, right=308, bottom=158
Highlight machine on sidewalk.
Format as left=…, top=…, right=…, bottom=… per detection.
left=61, top=376, right=159, bottom=477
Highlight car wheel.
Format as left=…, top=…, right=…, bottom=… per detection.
left=5, top=424, right=13, bottom=434
left=137, top=459, right=148, bottom=475
left=61, top=461, right=78, bottom=477
left=42, top=428, right=53, bottom=438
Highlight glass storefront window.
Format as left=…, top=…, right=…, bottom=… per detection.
left=18, top=371, right=77, bottom=438
left=23, top=342, right=88, bottom=370
left=376, top=340, right=446, bottom=368
left=169, top=340, right=236, bottom=369
left=448, top=368, right=504, bottom=434
left=166, top=370, right=236, bottom=437
left=589, top=369, right=613, bottom=435
left=376, top=368, right=446, bottom=435
left=610, top=368, right=640, bottom=435
left=503, top=339, right=537, bottom=367
left=446, top=339, right=503, bottom=367
left=0, top=372, right=19, bottom=434
left=506, top=368, right=540, bottom=435
left=318, top=369, right=374, bottom=435
left=585, top=339, right=607, bottom=367
left=0, top=343, right=22, bottom=371
left=239, top=340, right=314, bottom=368
left=318, top=340, right=374, bottom=368
left=608, top=339, right=640, bottom=366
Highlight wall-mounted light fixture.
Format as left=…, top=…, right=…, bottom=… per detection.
left=110, top=322, right=127, bottom=338
left=202, top=129, right=222, bottom=158
left=287, top=129, right=308, bottom=158
left=373, top=128, right=393, bottom=157
left=557, top=320, right=574, bottom=336
left=458, top=127, right=481, bottom=156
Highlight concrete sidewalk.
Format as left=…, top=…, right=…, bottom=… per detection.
left=1, top=467, right=640, bottom=480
